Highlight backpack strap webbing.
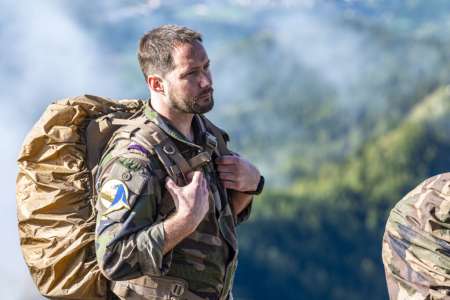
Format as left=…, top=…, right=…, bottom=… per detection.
left=200, top=116, right=232, bottom=156
left=108, top=116, right=227, bottom=186
left=110, top=118, right=209, bottom=186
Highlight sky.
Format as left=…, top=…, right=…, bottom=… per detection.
left=1, top=1, right=125, bottom=298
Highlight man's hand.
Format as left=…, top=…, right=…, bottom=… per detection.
left=162, top=171, right=209, bottom=255
left=215, top=155, right=261, bottom=192
left=165, top=170, right=209, bottom=229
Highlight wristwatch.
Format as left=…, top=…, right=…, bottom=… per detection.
left=244, top=175, right=265, bottom=195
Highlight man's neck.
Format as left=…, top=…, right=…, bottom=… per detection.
left=150, top=98, right=194, bottom=141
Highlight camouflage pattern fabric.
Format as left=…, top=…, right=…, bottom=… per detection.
left=95, top=103, right=250, bottom=300
left=382, top=173, right=450, bottom=300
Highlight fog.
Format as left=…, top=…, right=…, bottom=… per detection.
left=1, top=1, right=124, bottom=298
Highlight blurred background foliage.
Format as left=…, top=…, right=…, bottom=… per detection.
left=9, top=0, right=450, bottom=299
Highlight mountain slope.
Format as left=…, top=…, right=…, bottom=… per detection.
left=235, top=86, right=450, bottom=300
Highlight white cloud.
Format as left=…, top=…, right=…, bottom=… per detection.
left=0, top=1, right=123, bottom=298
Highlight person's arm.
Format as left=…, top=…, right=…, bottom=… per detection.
left=95, top=155, right=208, bottom=280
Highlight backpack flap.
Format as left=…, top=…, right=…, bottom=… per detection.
left=16, top=95, right=144, bottom=299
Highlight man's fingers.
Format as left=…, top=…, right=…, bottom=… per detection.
left=184, top=170, right=201, bottom=184
left=217, top=165, right=236, bottom=173
left=185, top=171, right=195, bottom=182
left=189, top=170, right=204, bottom=185
left=197, top=171, right=207, bottom=192
left=165, top=177, right=179, bottom=197
left=215, top=155, right=238, bottom=165
left=221, top=179, right=238, bottom=190
left=218, top=172, right=235, bottom=181
left=165, top=177, right=176, bottom=188
left=201, top=175, right=208, bottom=193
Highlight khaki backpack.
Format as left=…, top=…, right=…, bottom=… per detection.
left=16, top=95, right=230, bottom=299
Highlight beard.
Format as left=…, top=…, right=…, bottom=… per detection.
left=169, top=88, right=214, bottom=114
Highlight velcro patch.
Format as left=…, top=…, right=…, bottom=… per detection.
left=119, top=157, right=146, bottom=171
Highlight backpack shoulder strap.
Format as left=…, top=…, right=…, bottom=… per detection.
left=105, top=115, right=226, bottom=186
left=105, top=117, right=192, bottom=186
left=199, top=115, right=232, bottom=156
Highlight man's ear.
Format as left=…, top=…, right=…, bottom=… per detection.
left=147, top=75, right=165, bottom=95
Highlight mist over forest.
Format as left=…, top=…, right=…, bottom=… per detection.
left=4, top=1, right=450, bottom=299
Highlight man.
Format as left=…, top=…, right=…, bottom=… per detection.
left=94, top=25, right=263, bottom=300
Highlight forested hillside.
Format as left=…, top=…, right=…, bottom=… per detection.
left=235, top=87, right=450, bottom=299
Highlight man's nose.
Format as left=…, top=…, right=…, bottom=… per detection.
left=199, top=71, right=212, bottom=89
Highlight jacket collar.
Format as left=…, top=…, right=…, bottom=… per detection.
left=144, top=101, right=204, bottom=150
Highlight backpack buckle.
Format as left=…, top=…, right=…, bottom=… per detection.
left=171, top=282, right=184, bottom=297
left=204, top=132, right=217, bottom=152
left=163, top=144, right=176, bottom=155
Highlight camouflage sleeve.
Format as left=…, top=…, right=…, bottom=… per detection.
left=94, top=153, right=172, bottom=281
left=382, top=173, right=450, bottom=299
left=236, top=199, right=252, bottom=225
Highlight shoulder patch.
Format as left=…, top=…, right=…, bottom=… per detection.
left=119, top=157, right=146, bottom=171
left=128, top=143, right=150, bottom=156
left=99, top=179, right=130, bottom=217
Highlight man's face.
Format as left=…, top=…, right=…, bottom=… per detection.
left=163, top=41, right=214, bottom=114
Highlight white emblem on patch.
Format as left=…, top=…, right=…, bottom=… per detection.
left=99, top=179, right=130, bottom=216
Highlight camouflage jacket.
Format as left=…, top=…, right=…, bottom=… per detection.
left=94, top=103, right=251, bottom=300
left=383, top=173, right=450, bottom=300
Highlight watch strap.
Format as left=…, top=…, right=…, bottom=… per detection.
left=244, top=175, right=264, bottom=195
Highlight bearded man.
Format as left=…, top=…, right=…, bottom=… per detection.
left=94, top=24, right=264, bottom=300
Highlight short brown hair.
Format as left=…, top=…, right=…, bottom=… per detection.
left=137, top=24, right=202, bottom=79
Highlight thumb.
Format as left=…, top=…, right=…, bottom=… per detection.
left=185, top=171, right=195, bottom=182
left=165, top=177, right=179, bottom=195
left=190, top=170, right=203, bottom=185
